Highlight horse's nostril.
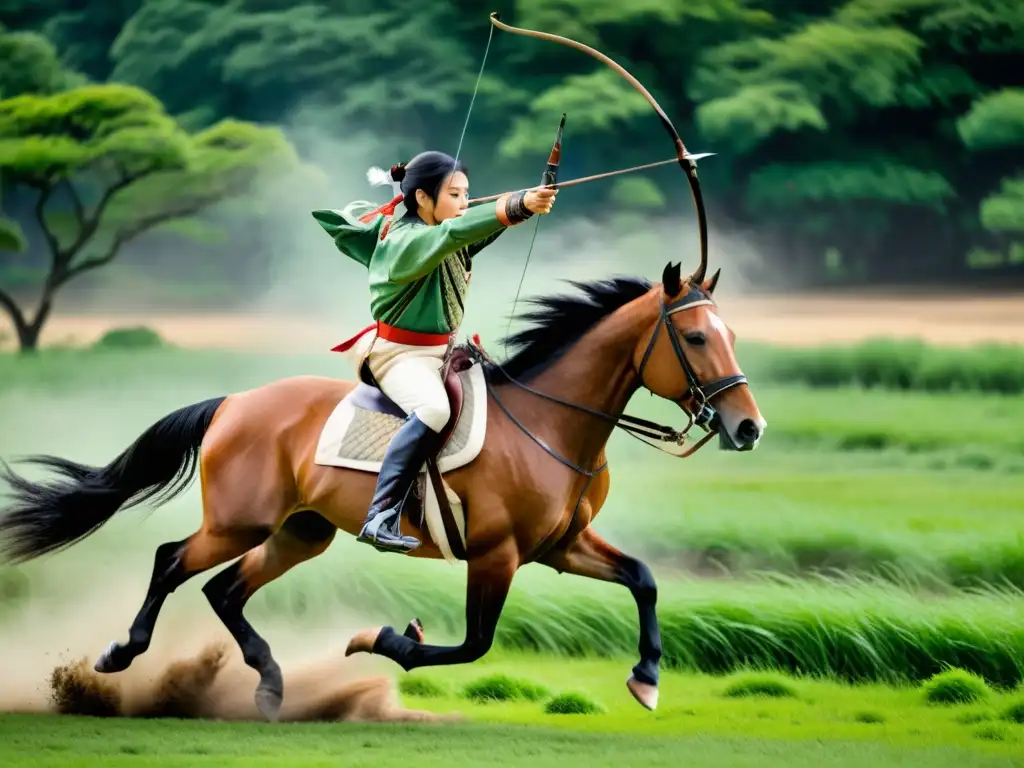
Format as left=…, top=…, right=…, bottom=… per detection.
left=736, top=418, right=760, bottom=444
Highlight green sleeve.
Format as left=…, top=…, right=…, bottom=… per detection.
left=383, top=201, right=507, bottom=283
left=311, top=205, right=384, bottom=269
left=466, top=227, right=507, bottom=258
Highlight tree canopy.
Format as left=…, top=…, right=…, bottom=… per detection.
left=1, top=0, right=1022, bottom=294
left=0, top=79, right=299, bottom=351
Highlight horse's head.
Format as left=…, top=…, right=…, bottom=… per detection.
left=633, top=261, right=765, bottom=452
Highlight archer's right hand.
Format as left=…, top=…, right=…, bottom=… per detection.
left=524, top=187, right=557, bottom=215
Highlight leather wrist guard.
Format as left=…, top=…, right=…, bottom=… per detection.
left=505, top=191, right=534, bottom=225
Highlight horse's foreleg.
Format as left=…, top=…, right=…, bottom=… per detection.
left=346, top=541, right=517, bottom=671
left=201, top=510, right=337, bottom=722
left=540, top=526, right=662, bottom=710
left=94, top=525, right=268, bottom=674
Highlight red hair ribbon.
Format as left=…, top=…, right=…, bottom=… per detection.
left=358, top=193, right=404, bottom=223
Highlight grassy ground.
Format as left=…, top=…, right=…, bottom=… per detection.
left=2, top=345, right=1023, bottom=764
left=2, top=655, right=1022, bottom=767
left=6, top=716, right=1019, bottom=768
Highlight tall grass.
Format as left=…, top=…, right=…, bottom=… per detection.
left=752, top=339, right=1024, bottom=395
left=635, top=534, right=1024, bottom=592
left=246, top=558, right=1024, bottom=690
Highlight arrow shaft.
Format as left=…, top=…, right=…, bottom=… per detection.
left=469, top=157, right=682, bottom=205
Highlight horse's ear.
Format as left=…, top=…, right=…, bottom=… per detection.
left=703, top=267, right=721, bottom=295
left=662, top=261, right=682, bottom=297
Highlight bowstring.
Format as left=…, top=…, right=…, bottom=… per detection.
left=450, top=21, right=495, bottom=353
left=505, top=214, right=541, bottom=357
left=453, top=20, right=541, bottom=359
left=452, top=23, right=494, bottom=169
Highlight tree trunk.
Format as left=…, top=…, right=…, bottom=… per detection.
left=6, top=292, right=53, bottom=355
left=18, top=295, right=54, bottom=354
left=16, top=321, right=43, bottom=354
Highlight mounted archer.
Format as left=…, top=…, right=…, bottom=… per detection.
left=312, top=151, right=558, bottom=554
left=0, top=12, right=768, bottom=724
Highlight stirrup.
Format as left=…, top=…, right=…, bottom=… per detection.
left=357, top=509, right=420, bottom=553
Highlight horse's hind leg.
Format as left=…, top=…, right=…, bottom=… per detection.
left=94, top=524, right=270, bottom=674
left=345, top=539, right=518, bottom=671
left=201, top=509, right=337, bottom=722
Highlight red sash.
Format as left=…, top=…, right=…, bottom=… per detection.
left=331, top=321, right=453, bottom=353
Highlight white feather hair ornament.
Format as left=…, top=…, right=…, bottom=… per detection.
left=366, top=166, right=393, bottom=188
left=363, top=164, right=406, bottom=220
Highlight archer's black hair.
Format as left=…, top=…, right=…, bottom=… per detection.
left=394, top=151, right=468, bottom=218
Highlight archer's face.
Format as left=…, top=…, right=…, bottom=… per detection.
left=418, top=172, right=470, bottom=224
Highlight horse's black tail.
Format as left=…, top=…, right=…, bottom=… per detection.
left=0, top=396, right=227, bottom=564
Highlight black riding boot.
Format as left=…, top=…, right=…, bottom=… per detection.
left=357, top=412, right=436, bottom=553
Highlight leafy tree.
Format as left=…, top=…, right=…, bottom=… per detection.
left=108, top=0, right=479, bottom=131
left=42, top=2, right=143, bottom=82
left=957, top=88, right=1024, bottom=152
left=980, top=177, right=1024, bottom=234
left=3, top=0, right=1024, bottom=290
left=0, top=83, right=298, bottom=352
left=0, top=22, right=84, bottom=98
left=837, top=0, right=1024, bottom=53
left=958, top=88, right=1024, bottom=258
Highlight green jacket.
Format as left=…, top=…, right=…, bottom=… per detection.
left=312, top=201, right=508, bottom=335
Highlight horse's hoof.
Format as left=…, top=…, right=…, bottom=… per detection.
left=626, top=674, right=659, bottom=711
left=255, top=681, right=283, bottom=722
left=404, top=617, right=424, bottom=643
left=94, top=641, right=130, bottom=674
left=345, top=627, right=382, bottom=657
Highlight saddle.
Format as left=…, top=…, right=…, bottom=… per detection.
left=354, top=344, right=475, bottom=455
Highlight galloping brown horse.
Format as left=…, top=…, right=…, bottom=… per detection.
left=0, top=259, right=765, bottom=721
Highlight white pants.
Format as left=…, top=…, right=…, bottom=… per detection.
left=361, top=335, right=450, bottom=433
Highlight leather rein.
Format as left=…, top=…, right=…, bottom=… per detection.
left=468, top=287, right=749, bottom=479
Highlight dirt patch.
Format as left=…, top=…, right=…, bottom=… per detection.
left=49, top=657, right=122, bottom=717
left=44, top=641, right=448, bottom=723
left=22, top=291, right=1024, bottom=351
left=0, top=565, right=452, bottom=724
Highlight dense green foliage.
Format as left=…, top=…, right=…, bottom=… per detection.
left=1, top=0, right=1023, bottom=303
left=543, top=691, right=604, bottom=715
left=91, top=326, right=166, bottom=350
left=756, top=338, right=1024, bottom=393
left=722, top=673, right=799, bottom=699
left=398, top=675, right=449, bottom=698
left=462, top=674, right=550, bottom=703
left=922, top=669, right=992, bottom=705
left=1001, top=699, right=1024, bottom=724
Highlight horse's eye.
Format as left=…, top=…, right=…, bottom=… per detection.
left=684, top=332, right=706, bottom=346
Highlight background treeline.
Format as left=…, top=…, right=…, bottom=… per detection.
left=1, top=0, right=1023, bottom=309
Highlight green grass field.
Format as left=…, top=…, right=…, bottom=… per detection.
left=1, top=345, right=1022, bottom=763
left=2, top=654, right=1023, bottom=766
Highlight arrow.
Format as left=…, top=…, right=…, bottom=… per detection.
left=470, top=153, right=715, bottom=205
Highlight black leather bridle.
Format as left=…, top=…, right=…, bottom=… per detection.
left=635, top=285, right=748, bottom=443
left=469, top=284, right=749, bottom=471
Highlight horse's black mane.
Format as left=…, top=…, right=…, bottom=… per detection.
left=481, top=275, right=653, bottom=383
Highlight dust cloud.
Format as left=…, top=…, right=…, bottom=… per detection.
left=0, top=562, right=452, bottom=724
